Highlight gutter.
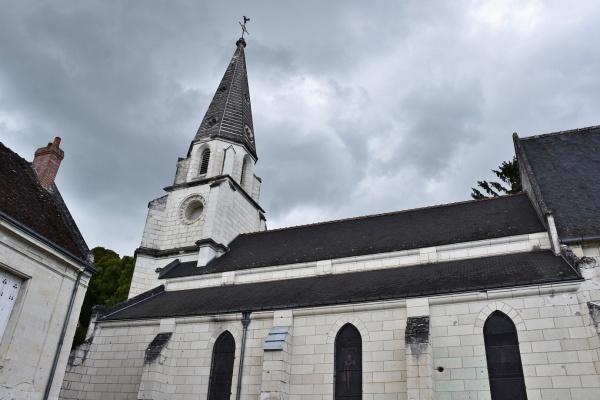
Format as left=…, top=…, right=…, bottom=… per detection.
left=236, top=311, right=251, bottom=400
left=44, top=267, right=84, bottom=400
left=0, top=210, right=97, bottom=273
left=560, top=235, right=600, bottom=245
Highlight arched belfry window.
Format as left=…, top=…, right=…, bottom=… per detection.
left=200, top=149, right=211, bottom=175
left=240, top=159, right=247, bottom=187
left=208, top=331, right=235, bottom=400
left=484, top=311, right=527, bottom=400
left=335, top=324, right=362, bottom=400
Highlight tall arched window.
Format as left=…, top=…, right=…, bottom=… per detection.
left=208, top=331, right=235, bottom=400
left=240, top=159, right=247, bottom=187
left=484, top=311, right=527, bottom=400
left=200, top=149, right=211, bottom=176
left=335, top=324, right=362, bottom=400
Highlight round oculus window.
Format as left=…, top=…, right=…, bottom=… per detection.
left=179, top=195, right=206, bottom=224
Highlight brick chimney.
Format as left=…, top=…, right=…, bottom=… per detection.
left=33, top=137, right=65, bottom=190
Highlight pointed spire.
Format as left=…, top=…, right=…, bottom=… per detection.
left=192, top=38, right=257, bottom=159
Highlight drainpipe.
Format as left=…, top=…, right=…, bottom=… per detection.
left=235, top=311, right=251, bottom=400
left=44, top=267, right=84, bottom=400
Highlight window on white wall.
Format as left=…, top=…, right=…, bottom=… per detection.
left=484, top=311, right=527, bottom=400
left=0, top=269, right=22, bottom=343
left=200, top=149, right=211, bottom=175
left=334, top=323, right=362, bottom=400
left=207, top=331, right=236, bottom=400
left=240, top=159, right=247, bottom=187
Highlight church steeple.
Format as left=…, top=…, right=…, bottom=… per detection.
left=128, top=34, right=265, bottom=298
left=192, top=38, right=256, bottom=159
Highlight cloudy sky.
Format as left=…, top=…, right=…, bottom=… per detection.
left=1, top=1, right=599, bottom=257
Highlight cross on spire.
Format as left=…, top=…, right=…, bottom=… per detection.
left=240, top=15, right=250, bottom=38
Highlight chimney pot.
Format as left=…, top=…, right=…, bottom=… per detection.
left=33, top=137, right=65, bottom=190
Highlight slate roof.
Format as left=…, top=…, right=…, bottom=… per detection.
left=0, top=142, right=90, bottom=261
left=192, top=38, right=256, bottom=158
left=516, top=125, right=600, bottom=240
left=105, top=251, right=579, bottom=321
left=161, top=193, right=545, bottom=279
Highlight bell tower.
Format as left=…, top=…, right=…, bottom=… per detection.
left=128, top=37, right=266, bottom=297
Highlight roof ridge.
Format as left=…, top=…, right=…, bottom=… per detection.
left=520, top=124, right=600, bottom=141
left=242, top=193, right=527, bottom=236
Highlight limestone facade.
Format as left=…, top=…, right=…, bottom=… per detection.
left=0, top=219, right=93, bottom=399
left=61, top=270, right=599, bottom=400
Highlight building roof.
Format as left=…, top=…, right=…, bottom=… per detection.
left=516, top=125, right=600, bottom=240
left=191, top=38, right=256, bottom=159
left=161, top=193, right=545, bottom=279
left=106, top=251, right=579, bottom=321
left=0, top=142, right=90, bottom=261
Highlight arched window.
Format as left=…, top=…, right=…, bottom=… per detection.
left=240, top=159, right=247, bottom=187
left=208, top=331, right=235, bottom=400
left=484, top=311, right=527, bottom=400
left=335, top=324, right=362, bottom=400
left=200, top=149, right=211, bottom=175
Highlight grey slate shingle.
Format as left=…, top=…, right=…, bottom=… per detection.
left=161, top=193, right=545, bottom=279
left=517, top=125, right=600, bottom=240
left=106, top=251, right=579, bottom=321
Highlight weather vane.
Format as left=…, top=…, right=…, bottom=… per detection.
left=239, top=15, right=250, bottom=38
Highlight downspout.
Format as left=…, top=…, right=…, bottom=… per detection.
left=235, top=311, right=251, bottom=400
left=43, top=267, right=84, bottom=400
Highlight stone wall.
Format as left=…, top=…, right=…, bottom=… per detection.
left=61, top=279, right=600, bottom=400
left=0, top=219, right=91, bottom=400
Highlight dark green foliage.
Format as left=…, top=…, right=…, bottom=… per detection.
left=471, top=156, right=522, bottom=200
left=72, top=247, right=135, bottom=348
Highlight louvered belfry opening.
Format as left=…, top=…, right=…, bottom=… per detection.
left=484, top=311, right=527, bottom=400
left=335, top=324, right=362, bottom=400
left=240, top=158, right=247, bottom=187
left=200, top=149, right=211, bottom=175
left=207, top=331, right=236, bottom=400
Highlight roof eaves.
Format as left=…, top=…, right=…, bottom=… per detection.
left=0, top=210, right=97, bottom=273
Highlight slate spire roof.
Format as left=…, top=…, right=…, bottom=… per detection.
left=192, top=37, right=256, bottom=159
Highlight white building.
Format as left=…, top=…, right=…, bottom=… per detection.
left=61, top=37, right=600, bottom=400
left=0, top=138, right=95, bottom=399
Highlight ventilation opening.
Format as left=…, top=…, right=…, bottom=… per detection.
left=206, top=116, right=218, bottom=128
left=200, top=149, right=210, bottom=175
left=244, top=125, right=253, bottom=139
left=240, top=159, right=247, bottom=186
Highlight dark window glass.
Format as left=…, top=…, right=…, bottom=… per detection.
left=484, top=311, right=527, bottom=400
left=200, top=149, right=211, bottom=175
left=335, top=324, right=362, bottom=400
left=208, top=331, right=235, bottom=400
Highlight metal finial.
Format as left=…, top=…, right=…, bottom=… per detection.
left=239, top=16, right=250, bottom=38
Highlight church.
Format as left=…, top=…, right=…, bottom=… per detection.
left=60, top=36, right=600, bottom=400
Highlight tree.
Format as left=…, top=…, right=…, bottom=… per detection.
left=71, top=247, right=135, bottom=348
left=471, top=156, right=522, bottom=200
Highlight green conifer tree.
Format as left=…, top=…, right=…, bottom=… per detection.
left=471, top=156, right=522, bottom=199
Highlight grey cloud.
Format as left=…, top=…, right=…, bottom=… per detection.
left=1, top=1, right=600, bottom=256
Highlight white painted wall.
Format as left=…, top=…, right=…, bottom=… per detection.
left=0, top=220, right=91, bottom=400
